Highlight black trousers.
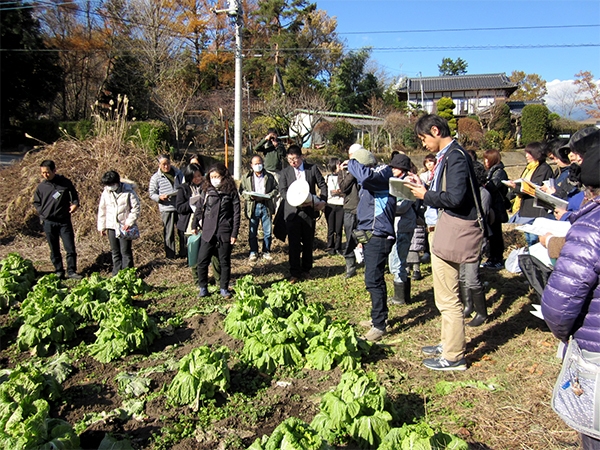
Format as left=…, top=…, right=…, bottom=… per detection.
left=43, top=219, right=77, bottom=275
left=107, top=229, right=134, bottom=276
left=343, top=212, right=358, bottom=258
left=286, top=211, right=315, bottom=278
left=325, top=204, right=344, bottom=251
left=197, top=236, right=231, bottom=291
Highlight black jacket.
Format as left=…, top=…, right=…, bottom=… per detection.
left=485, top=162, right=509, bottom=223
left=279, top=162, right=327, bottom=220
left=33, top=175, right=79, bottom=223
left=425, top=141, right=480, bottom=221
left=338, top=170, right=359, bottom=214
left=175, top=183, right=201, bottom=232
left=517, top=162, right=555, bottom=218
left=191, top=187, right=240, bottom=242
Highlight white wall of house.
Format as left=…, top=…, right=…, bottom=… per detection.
left=409, top=89, right=510, bottom=116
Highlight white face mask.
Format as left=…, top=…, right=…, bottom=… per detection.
left=107, top=184, right=119, bottom=191
left=211, top=178, right=222, bottom=189
left=252, top=164, right=263, bottom=173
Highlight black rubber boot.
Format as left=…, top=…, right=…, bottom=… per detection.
left=462, top=285, right=474, bottom=317
left=467, top=287, right=488, bottom=327
left=344, top=257, right=357, bottom=279
left=389, top=282, right=406, bottom=305
left=404, top=278, right=411, bottom=304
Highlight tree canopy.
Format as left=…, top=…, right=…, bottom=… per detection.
left=438, top=57, right=468, bottom=76
left=509, top=71, right=547, bottom=101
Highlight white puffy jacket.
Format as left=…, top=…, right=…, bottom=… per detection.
left=97, top=183, right=141, bottom=231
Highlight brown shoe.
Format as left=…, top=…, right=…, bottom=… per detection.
left=289, top=277, right=300, bottom=284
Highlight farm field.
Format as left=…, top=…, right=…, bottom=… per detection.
left=0, top=223, right=581, bottom=450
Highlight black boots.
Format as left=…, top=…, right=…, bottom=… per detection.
left=462, top=285, right=474, bottom=317
left=466, top=286, right=487, bottom=327
left=345, top=257, right=357, bottom=279
left=389, top=279, right=411, bottom=305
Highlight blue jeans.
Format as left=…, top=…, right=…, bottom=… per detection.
left=388, top=231, right=413, bottom=283
left=248, top=203, right=272, bottom=254
left=363, top=235, right=394, bottom=330
left=43, top=219, right=77, bottom=275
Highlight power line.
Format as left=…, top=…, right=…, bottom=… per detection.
left=339, top=24, right=600, bottom=35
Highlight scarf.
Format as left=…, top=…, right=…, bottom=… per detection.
left=512, top=160, right=539, bottom=214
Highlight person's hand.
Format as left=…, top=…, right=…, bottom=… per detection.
left=230, top=237, right=237, bottom=245
left=69, top=204, right=78, bottom=213
left=159, top=194, right=169, bottom=201
left=505, top=180, right=517, bottom=189
left=539, top=232, right=554, bottom=248
left=100, top=230, right=106, bottom=236
left=340, top=160, right=349, bottom=169
left=540, top=185, right=556, bottom=195
left=404, top=173, right=427, bottom=200
left=553, top=208, right=567, bottom=220
left=192, top=229, right=198, bottom=235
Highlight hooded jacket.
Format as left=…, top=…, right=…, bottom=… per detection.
left=33, top=174, right=79, bottom=223
left=541, top=195, right=600, bottom=353
left=347, top=159, right=395, bottom=238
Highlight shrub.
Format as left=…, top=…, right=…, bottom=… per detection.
left=382, top=112, right=416, bottom=151
left=489, top=102, right=512, bottom=135
left=127, top=120, right=170, bottom=154
left=59, top=120, right=94, bottom=140
left=23, top=119, right=59, bottom=144
left=436, top=97, right=456, bottom=135
left=457, top=117, right=483, bottom=148
left=521, top=104, right=550, bottom=145
left=482, top=130, right=515, bottom=151
left=327, top=120, right=355, bottom=151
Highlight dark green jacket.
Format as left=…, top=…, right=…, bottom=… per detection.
left=239, top=170, right=278, bottom=219
left=254, top=138, right=286, bottom=172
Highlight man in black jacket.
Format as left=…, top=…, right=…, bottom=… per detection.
left=408, top=115, right=481, bottom=371
left=278, top=145, right=327, bottom=282
left=33, top=160, right=82, bottom=279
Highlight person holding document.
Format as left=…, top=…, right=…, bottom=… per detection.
left=240, top=155, right=278, bottom=262
left=505, top=142, right=554, bottom=247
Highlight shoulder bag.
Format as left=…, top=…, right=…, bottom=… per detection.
left=431, top=146, right=485, bottom=264
left=551, top=337, right=600, bottom=440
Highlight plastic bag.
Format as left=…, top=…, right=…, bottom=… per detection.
left=187, top=233, right=202, bottom=267
left=505, top=247, right=527, bottom=273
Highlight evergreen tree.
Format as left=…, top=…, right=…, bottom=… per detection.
left=0, top=0, right=63, bottom=128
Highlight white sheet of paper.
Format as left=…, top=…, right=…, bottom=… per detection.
left=515, top=217, right=571, bottom=237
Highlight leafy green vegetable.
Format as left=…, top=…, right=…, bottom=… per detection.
left=248, top=417, right=332, bottom=450
left=378, top=423, right=469, bottom=450
left=98, top=434, right=135, bottom=450
left=167, top=346, right=230, bottom=410
left=0, top=253, right=35, bottom=309
left=311, top=370, right=395, bottom=449
left=115, top=373, right=151, bottom=398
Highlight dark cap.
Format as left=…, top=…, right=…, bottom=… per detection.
left=580, top=146, right=600, bottom=189
left=559, top=126, right=600, bottom=160
left=389, top=153, right=412, bottom=172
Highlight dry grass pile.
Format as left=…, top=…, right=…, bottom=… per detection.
left=0, top=136, right=168, bottom=260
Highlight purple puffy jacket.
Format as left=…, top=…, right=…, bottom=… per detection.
left=541, top=195, right=600, bottom=353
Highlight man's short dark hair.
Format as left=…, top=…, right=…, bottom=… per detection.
left=101, top=170, right=120, bottom=185
left=251, top=154, right=264, bottom=164
left=40, top=160, right=56, bottom=171
left=287, top=145, right=302, bottom=157
left=267, top=127, right=279, bottom=136
left=415, top=114, right=451, bottom=138
left=158, top=154, right=171, bottom=162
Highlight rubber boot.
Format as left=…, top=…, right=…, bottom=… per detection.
left=411, top=263, right=423, bottom=280
left=462, top=284, right=474, bottom=317
left=389, top=281, right=406, bottom=305
left=467, top=287, right=488, bottom=327
left=344, top=257, right=357, bottom=279
left=404, top=278, right=411, bottom=304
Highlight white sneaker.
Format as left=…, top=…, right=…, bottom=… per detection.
left=262, top=253, right=272, bottom=261
left=249, top=253, right=258, bottom=262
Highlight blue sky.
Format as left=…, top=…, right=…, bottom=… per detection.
left=318, top=0, right=600, bottom=84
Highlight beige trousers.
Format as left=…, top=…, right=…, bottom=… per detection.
left=429, top=232, right=466, bottom=361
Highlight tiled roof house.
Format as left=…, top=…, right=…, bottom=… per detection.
left=395, top=73, right=519, bottom=116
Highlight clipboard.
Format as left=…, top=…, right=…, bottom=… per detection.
left=389, top=177, right=417, bottom=201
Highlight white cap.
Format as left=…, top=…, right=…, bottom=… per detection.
left=348, top=143, right=365, bottom=156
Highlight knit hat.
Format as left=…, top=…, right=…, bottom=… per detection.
left=389, top=153, right=412, bottom=172
left=349, top=146, right=376, bottom=166
left=559, top=126, right=600, bottom=159
left=580, top=146, right=600, bottom=188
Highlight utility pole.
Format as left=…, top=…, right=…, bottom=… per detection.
left=214, top=0, right=243, bottom=180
